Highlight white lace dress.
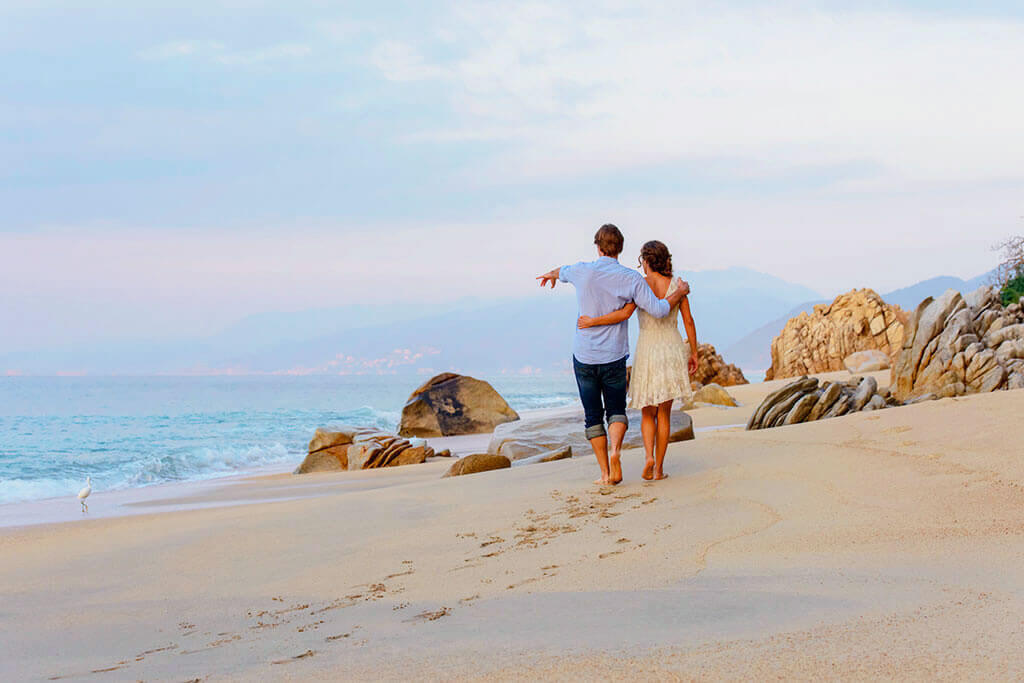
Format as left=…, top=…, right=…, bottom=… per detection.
left=629, top=278, right=694, bottom=409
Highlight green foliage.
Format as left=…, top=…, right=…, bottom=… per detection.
left=992, top=236, right=1024, bottom=300
left=1001, top=273, right=1024, bottom=307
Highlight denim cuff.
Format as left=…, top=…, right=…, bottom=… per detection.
left=608, top=414, right=628, bottom=428
left=584, top=423, right=607, bottom=440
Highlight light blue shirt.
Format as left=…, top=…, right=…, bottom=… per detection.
left=559, top=256, right=671, bottom=365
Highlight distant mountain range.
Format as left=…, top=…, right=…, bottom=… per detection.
left=723, top=270, right=995, bottom=371
left=2, top=267, right=818, bottom=376
left=1, top=268, right=996, bottom=376
left=881, top=273, right=992, bottom=311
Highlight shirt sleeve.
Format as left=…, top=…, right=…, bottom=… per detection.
left=630, top=273, right=671, bottom=318
left=558, top=262, right=579, bottom=283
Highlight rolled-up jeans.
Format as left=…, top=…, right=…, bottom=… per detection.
left=572, top=356, right=629, bottom=440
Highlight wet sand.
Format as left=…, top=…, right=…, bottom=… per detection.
left=4, top=370, right=1024, bottom=680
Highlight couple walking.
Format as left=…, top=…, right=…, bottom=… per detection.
left=537, top=224, right=698, bottom=486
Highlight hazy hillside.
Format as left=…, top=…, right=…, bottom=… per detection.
left=2, top=267, right=819, bottom=376
left=722, top=300, right=828, bottom=371
left=5, top=267, right=995, bottom=376
left=679, top=267, right=820, bottom=352
left=883, top=271, right=992, bottom=310
left=212, top=267, right=817, bottom=375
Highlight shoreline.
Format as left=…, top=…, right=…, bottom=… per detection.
left=0, top=374, right=863, bottom=530
left=0, top=403, right=581, bottom=529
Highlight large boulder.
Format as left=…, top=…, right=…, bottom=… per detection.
left=294, top=448, right=350, bottom=474
left=891, top=286, right=1024, bottom=402
left=308, top=426, right=365, bottom=453
left=691, top=343, right=749, bottom=386
left=398, top=373, right=520, bottom=438
left=765, top=289, right=907, bottom=381
left=488, top=409, right=694, bottom=460
left=443, top=453, right=511, bottom=478
left=692, top=383, right=739, bottom=407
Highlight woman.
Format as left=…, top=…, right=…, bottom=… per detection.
left=578, top=240, right=698, bottom=481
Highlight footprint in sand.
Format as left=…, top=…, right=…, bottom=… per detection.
left=207, top=634, right=242, bottom=647
left=272, top=649, right=315, bottom=664
left=506, top=565, right=561, bottom=590
left=450, top=560, right=483, bottom=572
left=325, top=625, right=361, bottom=642
left=90, top=664, right=125, bottom=674
left=885, top=425, right=913, bottom=434
left=296, top=620, right=325, bottom=633
left=384, top=567, right=415, bottom=580
left=136, top=644, right=178, bottom=659
left=272, top=602, right=310, bottom=616
left=407, top=607, right=451, bottom=622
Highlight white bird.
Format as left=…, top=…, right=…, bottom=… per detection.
left=78, top=476, right=91, bottom=512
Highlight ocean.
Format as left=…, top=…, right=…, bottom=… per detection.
left=0, top=374, right=579, bottom=505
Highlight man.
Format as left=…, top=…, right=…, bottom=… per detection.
left=537, top=224, right=689, bottom=485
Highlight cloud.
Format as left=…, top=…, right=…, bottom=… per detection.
left=138, top=40, right=225, bottom=60
left=215, top=43, right=312, bottom=65
left=138, top=40, right=311, bottom=65
left=370, top=40, right=449, bottom=82
left=369, top=2, right=1024, bottom=187
left=315, top=19, right=369, bottom=41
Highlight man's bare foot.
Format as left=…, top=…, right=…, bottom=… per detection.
left=642, top=459, right=655, bottom=480
left=653, top=471, right=669, bottom=481
left=593, top=477, right=610, bottom=486
left=609, top=454, right=623, bottom=485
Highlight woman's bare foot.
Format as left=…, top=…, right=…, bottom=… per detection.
left=593, top=477, right=610, bottom=486
left=609, top=453, right=623, bottom=485
left=642, top=459, right=655, bottom=480
left=653, top=471, right=669, bottom=481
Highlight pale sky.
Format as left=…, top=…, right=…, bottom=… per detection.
left=2, top=1, right=1022, bottom=352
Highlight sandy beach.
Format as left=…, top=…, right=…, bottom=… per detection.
left=3, top=370, right=1024, bottom=680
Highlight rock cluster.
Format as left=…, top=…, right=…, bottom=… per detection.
left=892, top=287, right=1024, bottom=402
left=488, top=409, right=694, bottom=460
left=765, top=289, right=906, bottom=381
left=746, top=375, right=891, bottom=430
left=398, top=373, right=520, bottom=438
left=295, top=425, right=449, bottom=474
left=692, top=343, right=748, bottom=386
